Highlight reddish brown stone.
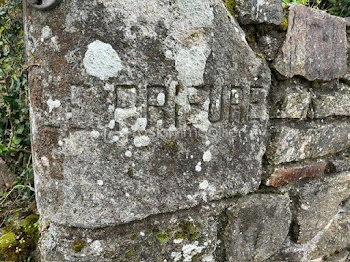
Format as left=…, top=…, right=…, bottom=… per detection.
left=266, top=162, right=327, bottom=187
left=274, top=5, right=347, bottom=81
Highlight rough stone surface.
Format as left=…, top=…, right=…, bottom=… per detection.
left=0, top=159, right=13, bottom=190
left=267, top=124, right=350, bottom=164
left=323, top=250, right=350, bottom=262
left=25, top=0, right=270, bottom=229
left=312, top=82, right=350, bottom=118
left=38, top=201, right=232, bottom=262
left=290, top=172, right=350, bottom=244
left=224, top=194, right=291, bottom=262
left=236, top=0, right=284, bottom=25
left=266, top=161, right=327, bottom=187
left=307, top=198, right=350, bottom=259
left=269, top=79, right=311, bottom=119
left=274, top=5, right=347, bottom=81
left=23, top=0, right=350, bottom=260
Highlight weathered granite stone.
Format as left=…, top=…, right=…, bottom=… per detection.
left=331, top=153, right=350, bottom=173
left=274, top=5, right=347, bottom=81
left=307, top=198, right=350, bottom=260
left=235, top=0, right=284, bottom=25
left=323, top=250, right=350, bottom=262
left=312, top=83, right=350, bottom=118
left=224, top=194, right=291, bottom=262
left=24, top=0, right=270, bottom=230
left=267, top=124, right=350, bottom=164
left=257, top=32, right=286, bottom=62
left=269, top=79, right=311, bottom=119
left=39, top=202, right=227, bottom=262
left=264, top=238, right=305, bottom=262
left=289, top=172, right=350, bottom=244
left=266, top=161, right=327, bottom=187
left=0, top=159, right=13, bottom=190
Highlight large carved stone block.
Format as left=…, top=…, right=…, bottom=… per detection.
left=274, top=5, right=347, bottom=81
left=25, top=0, right=270, bottom=229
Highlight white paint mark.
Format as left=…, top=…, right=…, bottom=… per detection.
left=41, top=156, right=50, bottom=167
left=157, top=93, right=166, bottom=106
left=104, top=83, right=114, bottom=91
left=41, top=26, right=52, bottom=41
left=131, top=118, right=147, bottom=132
left=175, top=46, right=207, bottom=86
left=47, top=99, right=61, bottom=113
left=91, top=131, right=100, bottom=139
left=182, top=242, right=204, bottom=262
left=134, top=136, right=151, bottom=147
left=115, top=107, right=137, bottom=127
left=165, top=50, right=173, bottom=59
left=66, top=112, right=73, bottom=119
left=173, top=238, right=183, bottom=244
left=171, top=251, right=182, bottom=262
left=195, top=162, right=202, bottom=172
left=199, top=180, right=209, bottom=190
left=125, top=151, right=132, bottom=157
left=108, top=120, right=116, bottom=130
left=203, top=150, right=212, bottom=162
left=83, top=40, right=123, bottom=80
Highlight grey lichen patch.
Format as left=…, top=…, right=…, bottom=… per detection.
left=83, top=40, right=123, bottom=81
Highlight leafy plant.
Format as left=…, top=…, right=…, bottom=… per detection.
left=0, top=0, right=33, bottom=198
left=0, top=0, right=38, bottom=260
left=283, top=0, right=350, bottom=17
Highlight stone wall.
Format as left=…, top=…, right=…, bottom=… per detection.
left=24, top=0, right=350, bottom=261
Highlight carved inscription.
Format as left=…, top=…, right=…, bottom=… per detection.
left=112, top=85, right=265, bottom=131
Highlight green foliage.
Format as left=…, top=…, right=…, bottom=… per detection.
left=328, top=0, right=350, bottom=17
left=0, top=0, right=33, bottom=197
left=282, top=0, right=350, bottom=17
left=0, top=0, right=38, bottom=260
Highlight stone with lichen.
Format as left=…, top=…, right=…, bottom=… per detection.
left=274, top=5, right=347, bottom=81
left=235, top=0, right=284, bottom=25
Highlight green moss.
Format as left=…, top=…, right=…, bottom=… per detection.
left=156, top=232, right=170, bottom=244
left=224, top=0, right=238, bottom=18
left=191, top=32, right=200, bottom=38
left=0, top=214, right=40, bottom=261
left=22, top=214, right=39, bottom=235
left=165, top=141, right=178, bottom=150
left=312, top=81, right=321, bottom=88
left=280, top=5, right=289, bottom=31
left=72, top=239, right=86, bottom=253
left=255, top=53, right=264, bottom=59
left=174, top=221, right=202, bottom=241
left=130, top=233, right=138, bottom=240
left=0, top=232, right=16, bottom=249
left=246, top=35, right=256, bottom=45
left=280, top=16, right=289, bottom=31
left=124, top=244, right=141, bottom=258
left=127, top=168, right=134, bottom=178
